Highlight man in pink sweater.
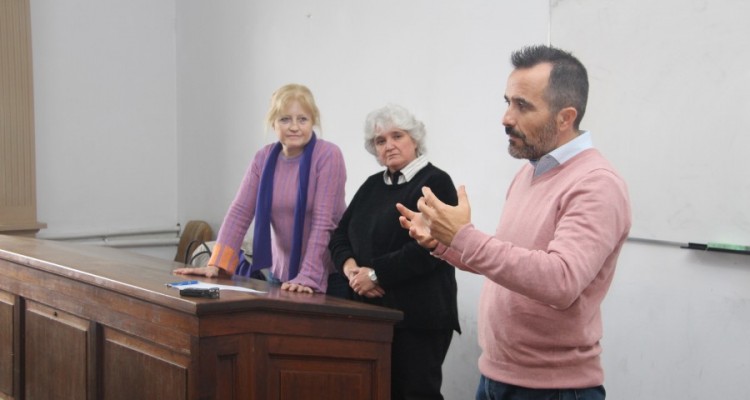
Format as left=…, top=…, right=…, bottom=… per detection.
left=398, top=45, right=631, bottom=399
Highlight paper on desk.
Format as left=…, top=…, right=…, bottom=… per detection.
left=175, top=281, right=266, bottom=294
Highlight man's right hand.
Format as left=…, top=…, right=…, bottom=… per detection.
left=396, top=202, right=439, bottom=250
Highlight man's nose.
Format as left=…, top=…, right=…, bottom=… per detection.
left=502, top=109, right=515, bottom=128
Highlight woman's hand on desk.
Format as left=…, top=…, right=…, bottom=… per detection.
left=281, top=282, right=314, bottom=294
left=172, top=265, right=223, bottom=278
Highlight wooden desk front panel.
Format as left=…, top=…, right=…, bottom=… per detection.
left=264, top=335, right=384, bottom=400
left=0, top=236, right=401, bottom=400
left=0, top=257, right=198, bottom=400
left=195, top=305, right=395, bottom=399
left=198, top=328, right=391, bottom=400
left=0, top=291, right=16, bottom=396
left=101, top=328, right=190, bottom=400
left=24, top=301, right=90, bottom=399
left=0, top=290, right=194, bottom=400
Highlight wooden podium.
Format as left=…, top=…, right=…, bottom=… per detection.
left=0, top=235, right=402, bottom=400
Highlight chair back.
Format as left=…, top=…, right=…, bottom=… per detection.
left=174, top=220, right=213, bottom=263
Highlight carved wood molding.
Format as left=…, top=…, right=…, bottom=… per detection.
left=0, top=0, right=45, bottom=235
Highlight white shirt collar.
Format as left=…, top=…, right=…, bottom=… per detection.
left=531, top=131, right=593, bottom=176
left=383, top=154, right=429, bottom=184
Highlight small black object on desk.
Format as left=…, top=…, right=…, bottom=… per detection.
left=179, top=287, right=220, bottom=298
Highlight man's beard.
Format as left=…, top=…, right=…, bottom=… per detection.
left=506, top=118, right=557, bottom=160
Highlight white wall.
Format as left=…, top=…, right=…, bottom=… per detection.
left=175, top=1, right=548, bottom=231
left=31, top=0, right=178, bottom=258
left=550, top=0, right=750, bottom=245
left=602, top=242, right=750, bottom=399
left=28, top=1, right=750, bottom=399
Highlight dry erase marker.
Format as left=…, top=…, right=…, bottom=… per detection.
left=166, top=280, right=198, bottom=287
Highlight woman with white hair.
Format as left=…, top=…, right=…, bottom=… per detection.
left=329, top=104, right=460, bottom=400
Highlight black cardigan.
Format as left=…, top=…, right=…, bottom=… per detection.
left=329, top=163, right=460, bottom=332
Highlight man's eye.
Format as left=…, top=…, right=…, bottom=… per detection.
left=517, top=100, right=532, bottom=111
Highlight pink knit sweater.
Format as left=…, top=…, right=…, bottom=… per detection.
left=208, top=139, right=347, bottom=292
left=434, top=149, right=631, bottom=388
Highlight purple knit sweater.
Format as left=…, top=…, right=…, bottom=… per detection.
left=208, top=138, right=346, bottom=293
left=433, top=148, right=631, bottom=388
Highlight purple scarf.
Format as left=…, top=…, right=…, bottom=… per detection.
left=241, top=133, right=316, bottom=280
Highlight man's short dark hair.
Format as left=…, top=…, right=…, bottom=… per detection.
left=511, top=45, right=589, bottom=129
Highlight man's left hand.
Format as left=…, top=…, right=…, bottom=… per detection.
left=417, top=185, right=471, bottom=246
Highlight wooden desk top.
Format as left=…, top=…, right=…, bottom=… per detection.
left=0, top=234, right=402, bottom=322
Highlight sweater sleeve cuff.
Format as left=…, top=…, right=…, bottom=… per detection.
left=430, top=224, right=477, bottom=273
left=449, top=223, right=474, bottom=252
left=431, top=242, right=449, bottom=256
left=431, top=223, right=472, bottom=256
left=207, top=243, right=239, bottom=275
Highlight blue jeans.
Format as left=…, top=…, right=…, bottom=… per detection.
left=475, top=375, right=606, bottom=400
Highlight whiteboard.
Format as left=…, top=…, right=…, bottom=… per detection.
left=550, top=0, right=750, bottom=245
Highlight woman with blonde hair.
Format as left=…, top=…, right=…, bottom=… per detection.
left=176, top=84, right=347, bottom=295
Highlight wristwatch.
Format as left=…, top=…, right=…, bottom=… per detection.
left=368, top=268, right=378, bottom=283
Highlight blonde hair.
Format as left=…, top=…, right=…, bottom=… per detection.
left=265, top=84, right=321, bottom=131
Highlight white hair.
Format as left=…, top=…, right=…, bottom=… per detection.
left=363, top=104, right=427, bottom=157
